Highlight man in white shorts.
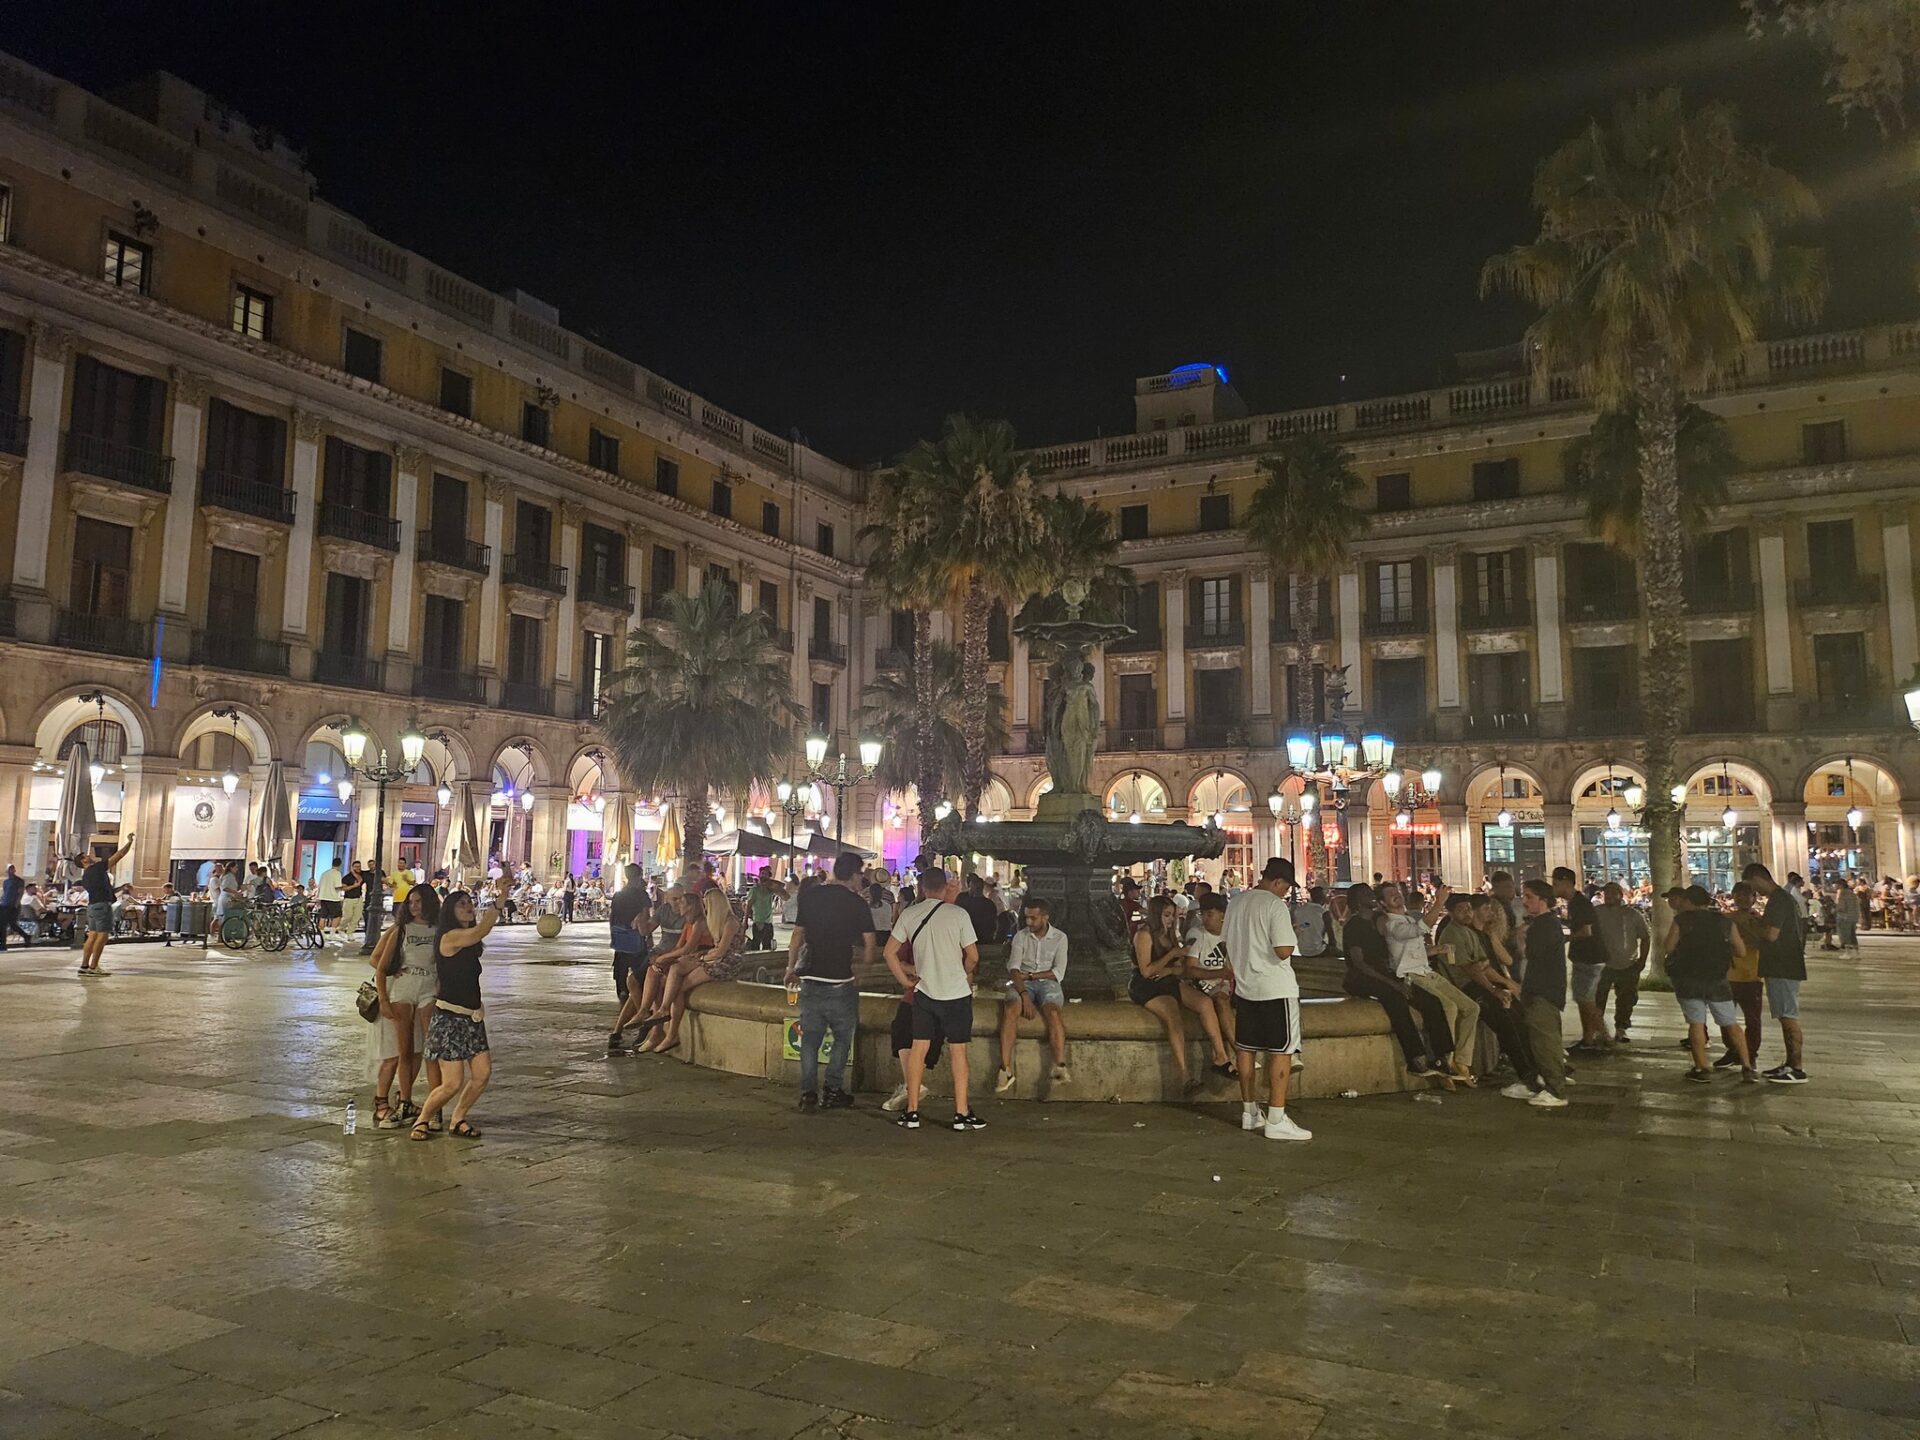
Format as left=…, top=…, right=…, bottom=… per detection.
left=1221, top=857, right=1310, bottom=1141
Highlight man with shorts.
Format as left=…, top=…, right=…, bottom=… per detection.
left=1744, top=863, right=1809, bottom=1084
left=315, top=859, right=345, bottom=936
left=1554, top=867, right=1609, bottom=1051
left=75, top=832, right=135, bottom=977
left=1184, top=891, right=1235, bottom=1048
left=995, top=896, right=1070, bottom=1094
left=1221, top=856, right=1310, bottom=1142
left=606, top=864, right=655, bottom=1051
left=884, top=865, right=982, bottom=1132
left=1662, top=884, right=1756, bottom=1083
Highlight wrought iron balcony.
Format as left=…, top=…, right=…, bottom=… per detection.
left=317, top=501, right=400, bottom=551
left=503, top=552, right=568, bottom=595
left=1184, top=621, right=1245, bottom=648
left=416, top=531, right=490, bottom=574
left=642, top=589, right=676, bottom=619
left=579, top=573, right=634, bottom=610
left=313, top=650, right=383, bottom=690
left=414, top=666, right=486, bottom=704
left=1108, top=627, right=1163, bottom=654
left=1687, top=703, right=1758, bottom=734
left=1465, top=709, right=1537, bottom=738
left=190, top=629, right=290, bottom=676
left=1461, top=595, right=1530, bottom=630
left=1564, top=588, right=1638, bottom=623
left=1569, top=706, right=1642, bottom=737
left=810, top=635, right=847, bottom=665
left=55, top=608, right=149, bottom=658
left=1186, top=720, right=1247, bottom=747
left=63, top=430, right=172, bottom=493
left=577, top=690, right=610, bottom=721
left=199, top=467, right=295, bottom=524
left=1108, top=725, right=1164, bottom=750
left=1793, top=573, right=1883, bottom=608
left=1683, top=577, right=1756, bottom=614
left=873, top=645, right=908, bottom=671
left=499, top=679, right=553, bottom=715
left=1363, top=608, right=1428, bottom=637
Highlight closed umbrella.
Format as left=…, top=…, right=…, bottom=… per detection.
left=655, top=803, right=681, bottom=868
left=56, top=740, right=97, bottom=865
left=606, top=795, right=634, bottom=870
left=454, top=781, right=482, bottom=883
left=255, top=761, right=292, bottom=871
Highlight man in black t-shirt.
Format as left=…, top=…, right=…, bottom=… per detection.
left=1553, top=867, right=1609, bottom=1051
left=1518, top=879, right=1570, bottom=1106
left=76, top=832, right=136, bottom=977
left=957, top=875, right=1000, bottom=949
left=786, top=852, right=876, bottom=1111
left=1744, top=863, right=1809, bottom=1084
left=606, top=864, right=655, bottom=1051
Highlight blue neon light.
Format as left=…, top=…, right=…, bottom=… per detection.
left=150, top=617, right=164, bottom=706
left=1168, top=362, right=1230, bottom=387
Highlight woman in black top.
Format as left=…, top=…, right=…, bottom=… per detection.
left=412, top=878, right=504, bottom=1140
left=1341, top=883, right=1451, bottom=1083
left=1128, top=895, right=1233, bottom=1093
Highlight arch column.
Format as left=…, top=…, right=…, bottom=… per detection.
left=1898, top=799, right=1920, bottom=879
left=1439, top=802, right=1474, bottom=890
left=531, top=784, right=568, bottom=882
left=1770, top=800, right=1809, bottom=882
left=0, top=745, right=35, bottom=884
left=1543, top=800, right=1576, bottom=879
left=120, top=754, right=181, bottom=891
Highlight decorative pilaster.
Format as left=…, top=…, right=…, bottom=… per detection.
left=1163, top=568, right=1188, bottom=726
left=1880, top=505, right=1917, bottom=688
left=1756, top=525, right=1796, bottom=730
left=11, top=324, right=75, bottom=613
left=1433, top=547, right=1462, bottom=714
left=1249, top=566, right=1273, bottom=718
left=280, top=409, right=325, bottom=658
left=1337, top=569, right=1364, bottom=711
left=556, top=500, right=580, bottom=686
left=479, top=475, right=506, bottom=674
left=386, top=443, right=425, bottom=662
left=156, top=368, right=210, bottom=657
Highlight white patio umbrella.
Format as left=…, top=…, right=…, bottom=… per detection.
left=254, top=760, right=292, bottom=872
left=56, top=740, right=97, bottom=867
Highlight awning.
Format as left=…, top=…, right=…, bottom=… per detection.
left=707, top=829, right=808, bottom=859
left=805, top=831, right=874, bottom=860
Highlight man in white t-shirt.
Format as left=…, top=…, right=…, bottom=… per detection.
left=885, top=866, right=983, bottom=1132
left=1220, top=856, right=1311, bottom=1141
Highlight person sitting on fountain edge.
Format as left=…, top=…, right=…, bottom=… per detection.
left=996, top=896, right=1070, bottom=1094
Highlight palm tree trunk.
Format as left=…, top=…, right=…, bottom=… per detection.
left=679, top=790, right=713, bottom=879
left=1635, top=358, right=1686, bottom=971
left=911, top=610, right=942, bottom=844
left=959, top=579, right=991, bottom=819
left=1292, top=574, right=1330, bottom=887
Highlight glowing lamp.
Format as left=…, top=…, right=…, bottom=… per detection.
left=1319, top=727, right=1345, bottom=768
left=1722, top=805, right=1738, bottom=829
left=1299, top=788, right=1317, bottom=816
left=934, top=800, right=953, bottom=820
left=1421, top=766, right=1442, bottom=795
left=1496, top=807, right=1513, bottom=828
left=520, top=791, right=536, bottom=812
left=776, top=779, right=793, bottom=802
left=88, top=761, right=106, bottom=786
left=1670, top=783, right=1687, bottom=806
left=1905, top=670, right=1920, bottom=728
left=438, top=785, right=454, bottom=808
left=400, top=726, right=427, bottom=772
left=337, top=779, right=355, bottom=803
left=221, top=768, right=239, bottom=796
left=340, top=723, right=369, bottom=767
left=1211, top=809, right=1225, bottom=829
left=1847, top=805, right=1864, bottom=830
left=1606, top=807, right=1621, bottom=831
left=804, top=734, right=829, bottom=768
left=1285, top=732, right=1314, bottom=770
left=1342, top=742, right=1359, bottom=770
left=316, top=770, right=332, bottom=789
left=858, top=738, right=884, bottom=769
left=1623, top=784, right=1644, bottom=809
left=592, top=794, right=607, bottom=814
left=1267, top=786, right=1285, bottom=817
left=1128, top=810, right=1142, bottom=825
left=1380, top=770, right=1404, bottom=799
left=1396, top=809, right=1412, bottom=828
left=1360, top=734, right=1387, bottom=768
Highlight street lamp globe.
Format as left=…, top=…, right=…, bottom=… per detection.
left=1606, top=806, right=1621, bottom=831
left=1267, top=785, right=1284, bottom=818
left=1285, top=732, right=1314, bottom=770
left=437, top=784, right=453, bottom=808
left=1496, top=806, right=1513, bottom=828
left=1903, top=667, right=1920, bottom=729
left=1623, top=784, right=1644, bottom=809
left=1421, top=766, right=1443, bottom=795
left=340, top=722, right=369, bottom=767
left=520, top=791, right=536, bottom=812
left=1396, top=808, right=1412, bottom=828
left=776, top=778, right=793, bottom=803
left=858, top=737, right=884, bottom=769
left=336, top=778, right=354, bottom=803
left=934, top=800, right=953, bottom=821
left=221, top=767, right=239, bottom=796
left=1670, top=783, right=1688, bottom=806
left=1360, top=733, right=1387, bottom=768
left=1846, top=804, right=1865, bottom=830
left=1299, top=788, right=1317, bottom=816
left=804, top=733, right=829, bottom=768
left=400, top=725, right=427, bottom=772
left=1722, top=804, right=1738, bottom=829
left=592, top=794, right=607, bottom=814
left=1380, top=770, right=1404, bottom=799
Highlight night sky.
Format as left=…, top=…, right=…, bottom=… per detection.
left=9, top=2, right=1909, bottom=461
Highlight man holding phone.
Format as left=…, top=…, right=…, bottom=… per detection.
left=76, top=831, right=134, bottom=977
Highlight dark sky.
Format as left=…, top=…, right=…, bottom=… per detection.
left=10, top=2, right=1909, bottom=462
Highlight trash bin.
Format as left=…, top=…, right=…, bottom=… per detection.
left=181, top=900, right=211, bottom=938
left=164, top=897, right=186, bottom=933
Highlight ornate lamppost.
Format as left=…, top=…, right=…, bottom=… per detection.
left=774, top=778, right=815, bottom=878
left=338, top=718, right=426, bottom=955
left=801, top=731, right=883, bottom=851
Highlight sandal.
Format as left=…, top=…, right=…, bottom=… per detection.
left=408, top=1121, right=433, bottom=1142
left=449, top=1120, right=482, bottom=1139
left=373, top=1098, right=392, bottom=1127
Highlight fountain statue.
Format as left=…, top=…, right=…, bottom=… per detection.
left=927, top=578, right=1224, bottom=996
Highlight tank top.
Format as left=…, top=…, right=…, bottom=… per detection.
left=1670, top=910, right=1733, bottom=999
left=436, top=939, right=484, bottom=1010
left=399, top=921, right=437, bottom=978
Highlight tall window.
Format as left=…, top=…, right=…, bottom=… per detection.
left=581, top=523, right=622, bottom=594
left=1471, top=549, right=1523, bottom=617
left=0, top=327, right=23, bottom=418
left=889, top=608, right=914, bottom=650
left=589, top=427, right=619, bottom=473
left=761, top=500, right=781, bottom=537
left=649, top=545, right=677, bottom=597
left=654, top=456, right=679, bottom=496
left=1689, top=639, right=1754, bottom=727
left=70, top=517, right=132, bottom=618
left=816, top=521, right=836, bottom=557
left=1372, top=657, right=1426, bottom=718
left=1117, top=673, right=1158, bottom=731
left=812, top=595, right=833, bottom=644
left=205, top=399, right=287, bottom=484
left=1802, top=419, right=1847, bottom=464
left=341, top=327, right=382, bottom=383
left=422, top=595, right=464, bottom=670
left=102, top=232, right=151, bottom=293
left=521, top=402, right=552, bottom=449
left=0, top=183, right=12, bottom=244
left=711, top=478, right=732, bottom=518
left=230, top=285, right=273, bottom=341
left=507, top=614, right=544, bottom=684
left=1121, top=581, right=1160, bottom=639
left=321, top=438, right=392, bottom=513
left=581, top=631, right=615, bottom=707
left=1376, top=472, right=1411, bottom=511
left=514, top=500, right=552, bottom=560
left=1119, top=504, right=1149, bottom=540
left=707, top=562, right=738, bottom=609
left=438, top=368, right=473, bottom=418
left=429, top=473, right=469, bottom=540
left=1806, top=518, right=1857, bottom=577
left=1197, top=576, right=1236, bottom=637
left=322, top=573, right=370, bottom=655
left=1467, top=652, right=1530, bottom=720
left=1470, top=457, right=1520, bottom=500
left=69, top=355, right=166, bottom=451
left=1813, top=631, right=1869, bottom=702
left=1571, top=645, right=1634, bottom=717
left=1197, top=493, right=1232, bottom=531
left=758, top=580, right=781, bottom=621
left=811, top=682, right=833, bottom=732
left=1373, top=560, right=1418, bottom=622
left=205, top=547, right=259, bottom=635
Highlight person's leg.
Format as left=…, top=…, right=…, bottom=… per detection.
left=1688, top=1021, right=1710, bottom=1071
left=1405, top=982, right=1454, bottom=1067
left=822, top=983, right=858, bottom=1095
left=1577, top=994, right=1605, bottom=1045
left=1266, top=1047, right=1292, bottom=1112
left=373, top=1056, right=399, bottom=1123
left=1212, top=993, right=1236, bottom=1048
left=390, top=1002, right=419, bottom=1106
left=1720, top=1019, right=1751, bottom=1069
left=1731, top=980, right=1763, bottom=1065
left=661, top=967, right=711, bottom=1046
left=1614, top=961, right=1644, bottom=1036
left=1346, top=975, right=1428, bottom=1067
left=416, top=1055, right=465, bottom=1130
left=1521, top=998, right=1568, bottom=1096
left=946, top=1006, right=973, bottom=1115
left=904, top=1037, right=930, bottom=1112
left=1176, top=982, right=1231, bottom=1066
left=1415, top=973, right=1478, bottom=1072
left=997, top=998, right=1020, bottom=1076
left=1781, top=1016, right=1805, bottom=1069
left=797, top=983, right=825, bottom=1098
left=1481, top=997, right=1538, bottom=1083
left=1042, top=1004, right=1067, bottom=1067
left=450, top=1050, right=492, bottom=1130
left=1144, top=994, right=1191, bottom=1087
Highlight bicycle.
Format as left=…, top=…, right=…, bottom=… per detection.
left=217, top=904, right=291, bottom=952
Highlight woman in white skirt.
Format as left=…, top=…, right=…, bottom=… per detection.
left=368, top=885, right=444, bottom=1130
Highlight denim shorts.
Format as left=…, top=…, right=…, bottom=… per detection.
left=1006, top=976, right=1065, bottom=1011
left=1765, top=976, right=1801, bottom=1019
left=1679, top=994, right=1739, bottom=1027
left=1571, top=962, right=1606, bottom=1002
left=85, top=901, right=114, bottom=934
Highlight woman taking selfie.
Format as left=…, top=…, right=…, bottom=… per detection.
left=412, top=878, right=505, bottom=1141
left=371, top=884, right=444, bottom=1129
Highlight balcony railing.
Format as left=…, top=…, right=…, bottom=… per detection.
left=1565, top=589, right=1638, bottom=623
left=1281, top=611, right=1335, bottom=641
left=499, top=679, right=553, bottom=715
left=1363, top=608, right=1428, bottom=637
left=1184, top=621, right=1245, bottom=648
left=1683, top=577, right=1756, bottom=614
left=873, top=645, right=908, bottom=671
left=317, top=501, right=400, bottom=551
left=0, top=411, right=28, bottom=457
left=1793, top=573, right=1883, bottom=607
left=503, top=552, right=568, bottom=595
left=1802, top=692, right=1902, bottom=731
left=55, top=608, right=149, bottom=658
left=810, top=635, right=847, bottom=665
left=63, top=430, right=172, bottom=493
left=642, top=589, right=676, bottom=619
left=765, top=627, right=795, bottom=653
left=199, top=467, right=296, bottom=524
left=1465, top=709, right=1537, bottom=738
left=190, top=629, right=290, bottom=676
left=1369, top=714, right=1435, bottom=743
left=1461, top=595, right=1530, bottom=630
left=1108, top=628, right=1164, bottom=654
left=579, top=574, right=634, bottom=610
left=1570, top=706, right=1642, bottom=737
left=1108, top=725, right=1164, bottom=750
left=416, top=531, right=490, bottom=574
left=1186, top=720, right=1248, bottom=748
left=414, top=666, right=486, bottom=703
left=313, top=650, right=382, bottom=689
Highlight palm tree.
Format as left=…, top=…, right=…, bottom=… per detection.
left=890, top=415, right=1053, bottom=818
left=1563, top=401, right=1738, bottom=549
left=1243, top=433, right=1370, bottom=884
left=599, top=582, right=800, bottom=867
left=859, top=640, right=1007, bottom=815
left=1483, top=88, right=1824, bottom=921
left=859, top=476, right=946, bottom=825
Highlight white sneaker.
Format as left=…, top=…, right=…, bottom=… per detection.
left=880, top=1083, right=910, bottom=1113
left=1262, top=1111, right=1312, bottom=1142
left=1240, top=1103, right=1267, bottom=1131
left=1529, top=1091, right=1570, bottom=1109
left=995, top=1067, right=1017, bottom=1094
left=1050, top=1064, right=1071, bottom=1084
left=1500, top=1082, right=1537, bottom=1100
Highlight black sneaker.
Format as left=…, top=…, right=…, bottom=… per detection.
left=950, top=1112, right=987, bottom=1131
left=1711, top=1050, right=1742, bottom=1070
left=1760, top=1063, right=1792, bottom=1080
left=1685, top=1067, right=1714, bottom=1084
left=796, top=1092, right=818, bottom=1113
left=1615, top=1031, right=1632, bottom=1045
left=607, top=1033, right=628, bottom=1054
left=895, top=1110, right=921, bottom=1130
left=820, top=1088, right=855, bottom=1110
left=1768, top=1067, right=1810, bottom=1085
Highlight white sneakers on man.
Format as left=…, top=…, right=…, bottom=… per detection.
left=881, top=1083, right=909, bottom=1113
left=1262, top=1111, right=1312, bottom=1142
left=1240, top=1102, right=1266, bottom=1131
left=1529, top=1091, right=1570, bottom=1109
left=1500, top=1082, right=1537, bottom=1100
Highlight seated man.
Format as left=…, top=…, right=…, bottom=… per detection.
left=1183, top=891, right=1235, bottom=1047
left=996, top=897, right=1070, bottom=1092
left=1435, top=892, right=1540, bottom=1095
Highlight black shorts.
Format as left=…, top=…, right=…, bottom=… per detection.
left=891, top=998, right=942, bottom=1067
left=317, top=900, right=342, bottom=919
left=1128, top=972, right=1182, bottom=1007
left=1233, top=995, right=1301, bottom=1055
left=910, top=991, right=974, bottom=1047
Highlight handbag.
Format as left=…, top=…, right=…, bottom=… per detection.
left=355, top=979, right=381, bottom=1022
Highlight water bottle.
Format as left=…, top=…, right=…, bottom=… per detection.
left=343, top=1098, right=357, bottom=1135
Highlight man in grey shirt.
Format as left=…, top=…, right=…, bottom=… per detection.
left=1592, top=882, right=1652, bottom=1043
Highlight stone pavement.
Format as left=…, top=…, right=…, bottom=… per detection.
left=0, top=923, right=1916, bottom=1440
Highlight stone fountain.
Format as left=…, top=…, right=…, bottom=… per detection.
left=926, top=580, right=1224, bottom=998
